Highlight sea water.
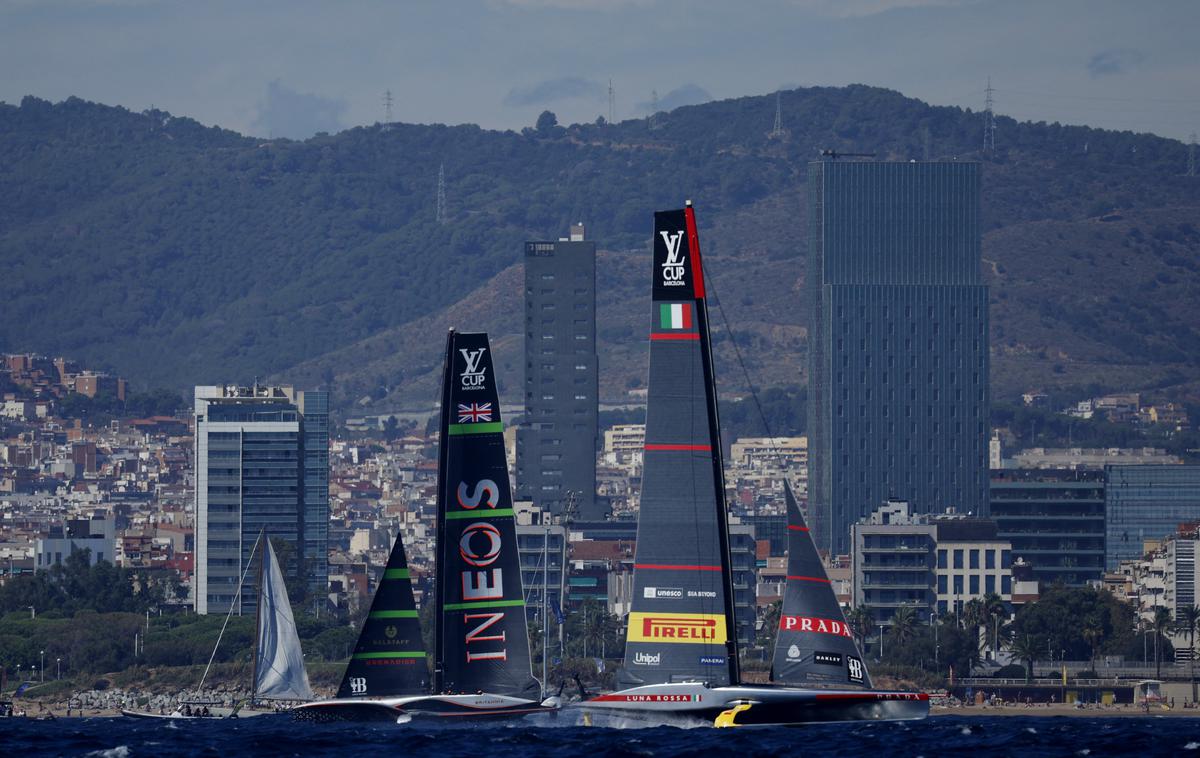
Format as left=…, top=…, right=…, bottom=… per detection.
left=0, top=714, right=1197, bottom=756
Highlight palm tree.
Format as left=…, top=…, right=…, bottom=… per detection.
left=981, top=593, right=1007, bottom=661
left=888, top=605, right=918, bottom=648
left=1081, top=622, right=1102, bottom=673
left=846, top=605, right=874, bottom=651
left=757, top=600, right=782, bottom=651
left=1008, top=634, right=1040, bottom=683
left=1153, top=606, right=1173, bottom=679
left=1180, top=604, right=1200, bottom=702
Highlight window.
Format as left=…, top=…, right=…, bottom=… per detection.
left=969, top=575, right=979, bottom=594
left=1001, top=550, right=1011, bottom=569
left=953, top=575, right=963, bottom=594
left=985, top=550, right=995, bottom=569
left=938, top=575, right=947, bottom=593
left=985, top=575, right=995, bottom=594
left=969, top=550, right=979, bottom=569
left=953, top=549, right=964, bottom=569
left=937, top=549, right=947, bottom=569
left=1002, top=575, right=1012, bottom=595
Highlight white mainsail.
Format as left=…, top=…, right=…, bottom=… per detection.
left=253, top=538, right=314, bottom=701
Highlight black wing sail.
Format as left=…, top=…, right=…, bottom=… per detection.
left=434, top=330, right=539, bottom=699
left=771, top=481, right=872, bottom=688
left=336, top=533, right=428, bottom=699
left=621, top=205, right=740, bottom=687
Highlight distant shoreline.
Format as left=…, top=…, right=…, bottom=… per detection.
left=931, top=705, right=1200, bottom=718
left=11, top=704, right=1200, bottom=720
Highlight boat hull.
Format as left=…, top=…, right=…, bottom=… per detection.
left=120, top=708, right=230, bottom=720
left=293, top=693, right=557, bottom=723
left=578, top=682, right=929, bottom=727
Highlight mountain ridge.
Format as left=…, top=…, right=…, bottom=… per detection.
left=2, top=86, right=1198, bottom=415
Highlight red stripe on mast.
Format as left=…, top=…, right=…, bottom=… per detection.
left=636, top=563, right=723, bottom=572
left=685, top=204, right=705, bottom=299
left=650, top=332, right=700, bottom=341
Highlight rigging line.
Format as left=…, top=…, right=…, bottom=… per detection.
left=704, top=265, right=775, bottom=440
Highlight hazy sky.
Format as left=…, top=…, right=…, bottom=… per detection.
left=2, top=0, right=1197, bottom=142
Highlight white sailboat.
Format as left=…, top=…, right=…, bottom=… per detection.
left=122, top=532, right=313, bottom=719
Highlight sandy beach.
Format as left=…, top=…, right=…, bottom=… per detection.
left=932, top=704, right=1200, bottom=718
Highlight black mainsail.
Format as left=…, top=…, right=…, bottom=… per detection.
left=621, top=204, right=740, bottom=687
left=335, top=533, right=428, bottom=699
left=433, top=330, right=539, bottom=699
left=770, top=482, right=871, bottom=688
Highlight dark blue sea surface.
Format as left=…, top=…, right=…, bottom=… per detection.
left=1, top=714, right=1198, bottom=757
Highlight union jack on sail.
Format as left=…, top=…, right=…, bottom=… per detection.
left=457, top=402, right=493, bottom=423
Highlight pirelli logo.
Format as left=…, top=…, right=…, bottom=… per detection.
left=627, top=612, right=726, bottom=644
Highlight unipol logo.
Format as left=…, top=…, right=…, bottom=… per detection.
left=659, top=230, right=686, bottom=287
left=349, top=677, right=367, bottom=695
left=459, top=347, right=487, bottom=390
left=634, top=651, right=661, bottom=666
left=787, top=644, right=801, bottom=660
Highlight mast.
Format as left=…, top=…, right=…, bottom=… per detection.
left=434, top=330, right=538, bottom=698
left=621, top=202, right=737, bottom=687
left=432, top=328, right=455, bottom=695
left=252, top=531, right=265, bottom=698
left=542, top=522, right=549, bottom=699
left=685, top=202, right=741, bottom=685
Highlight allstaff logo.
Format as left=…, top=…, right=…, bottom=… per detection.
left=349, top=677, right=367, bottom=695
left=780, top=615, right=853, bottom=638
left=627, top=612, right=726, bottom=644
left=659, top=230, right=686, bottom=287
left=459, top=347, right=487, bottom=390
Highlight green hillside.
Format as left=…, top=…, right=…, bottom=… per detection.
left=1, top=86, right=1198, bottom=413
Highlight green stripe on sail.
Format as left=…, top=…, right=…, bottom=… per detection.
left=448, top=422, right=503, bottom=436
left=443, top=598, right=526, bottom=612
left=445, top=508, right=515, bottom=520
left=351, top=651, right=426, bottom=660
left=368, top=610, right=418, bottom=619
left=382, top=568, right=410, bottom=580
left=660, top=303, right=671, bottom=328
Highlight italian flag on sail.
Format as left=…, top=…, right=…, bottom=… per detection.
left=659, top=302, right=693, bottom=330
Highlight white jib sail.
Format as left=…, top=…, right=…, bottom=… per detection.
left=254, top=538, right=315, bottom=700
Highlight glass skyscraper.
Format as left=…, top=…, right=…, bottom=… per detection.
left=1106, top=464, right=1200, bottom=569
left=516, top=224, right=602, bottom=520
left=990, top=468, right=1106, bottom=586
left=194, top=385, right=329, bottom=615
left=808, top=161, right=989, bottom=557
